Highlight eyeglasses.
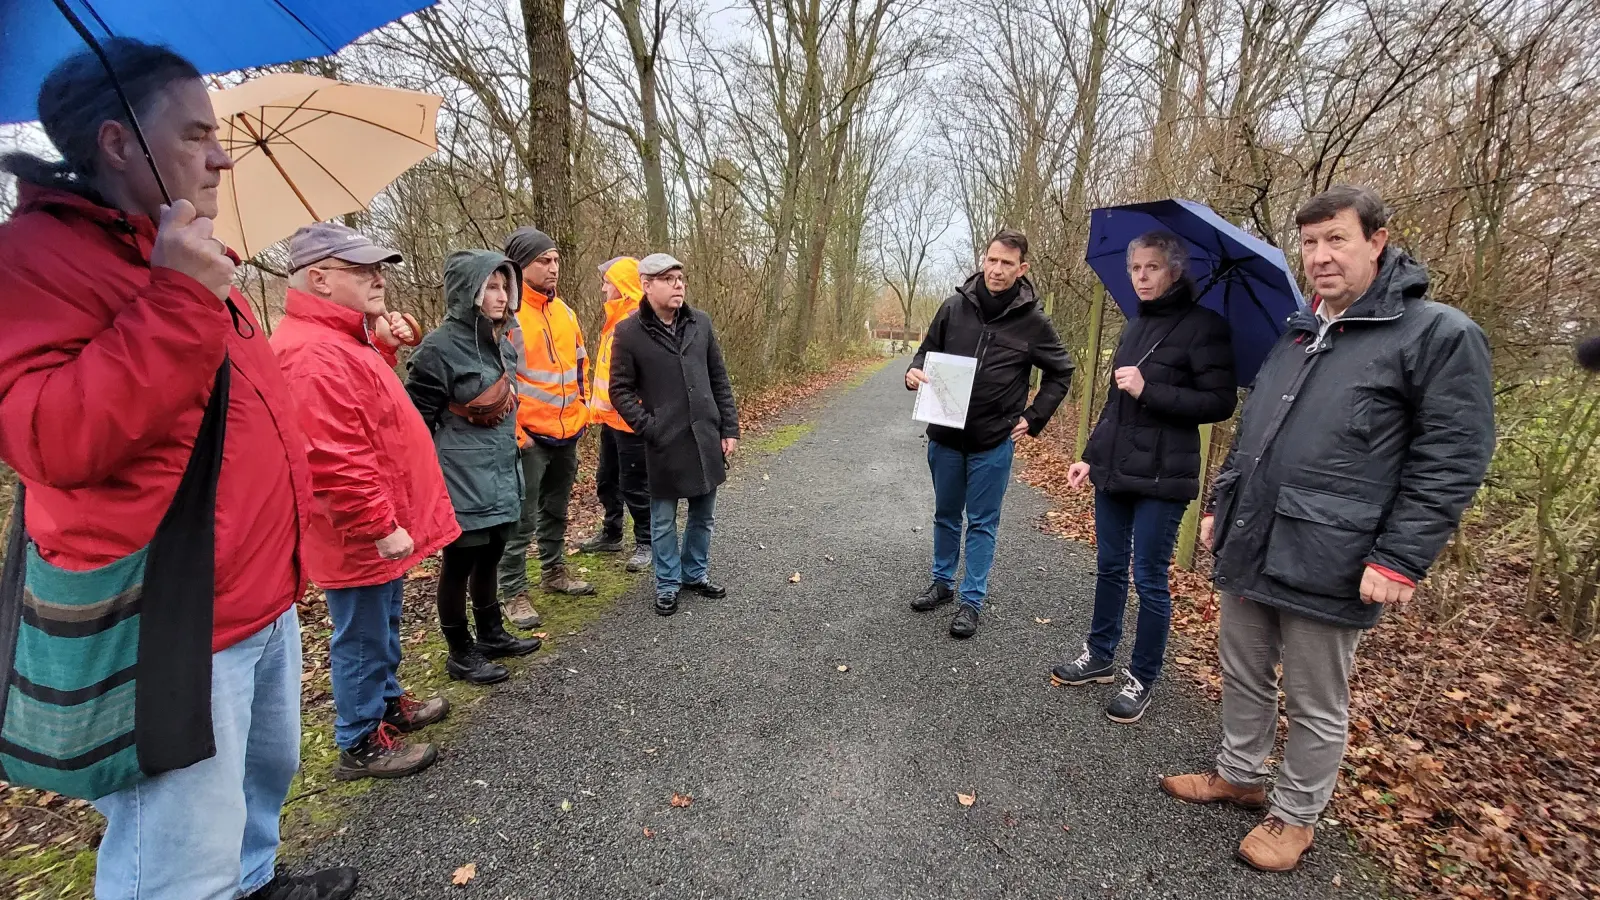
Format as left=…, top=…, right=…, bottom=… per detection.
left=315, top=262, right=389, bottom=281
left=649, top=274, right=687, bottom=286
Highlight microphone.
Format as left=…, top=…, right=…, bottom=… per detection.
left=1579, top=335, right=1600, bottom=373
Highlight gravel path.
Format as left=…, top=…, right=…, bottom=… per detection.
left=309, top=361, right=1369, bottom=899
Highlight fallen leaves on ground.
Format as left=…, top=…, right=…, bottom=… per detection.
left=788, top=572, right=802, bottom=583
left=1017, top=418, right=1600, bottom=900
left=643, top=827, right=656, bottom=838
left=670, top=793, right=693, bottom=808
left=836, top=664, right=850, bottom=672
left=451, top=862, right=476, bottom=886
left=1034, top=617, right=1052, bottom=625
left=957, top=792, right=976, bottom=807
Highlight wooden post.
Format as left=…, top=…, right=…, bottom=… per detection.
left=1074, top=282, right=1105, bottom=459
left=1175, top=422, right=1214, bottom=570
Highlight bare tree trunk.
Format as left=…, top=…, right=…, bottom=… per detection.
left=521, top=0, right=575, bottom=285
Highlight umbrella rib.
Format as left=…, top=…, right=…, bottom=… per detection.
left=274, top=132, right=366, bottom=211
left=268, top=108, right=439, bottom=153
left=234, top=111, right=321, bottom=221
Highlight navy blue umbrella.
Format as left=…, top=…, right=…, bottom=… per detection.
left=1, top=2, right=437, bottom=125
left=1086, top=199, right=1305, bottom=386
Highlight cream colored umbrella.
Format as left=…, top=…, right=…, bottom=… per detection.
left=210, top=73, right=442, bottom=258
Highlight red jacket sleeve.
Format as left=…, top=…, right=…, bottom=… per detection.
left=0, top=264, right=229, bottom=489
left=285, top=351, right=399, bottom=543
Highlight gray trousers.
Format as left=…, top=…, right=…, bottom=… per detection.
left=1215, top=594, right=1362, bottom=827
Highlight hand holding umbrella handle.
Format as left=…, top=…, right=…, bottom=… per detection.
left=372, top=311, right=423, bottom=348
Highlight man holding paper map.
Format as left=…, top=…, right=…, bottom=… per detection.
left=907, top=230, right=1075, bottom=639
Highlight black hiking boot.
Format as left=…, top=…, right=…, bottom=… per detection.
left=245, top=866, right=359, bottom=900
left=949, top=604, right=981, bottom=639
left=683, top=579, right=726, bottom=599
left=1050, top=644, right=1117, bottom=686
left=473, top=604, right=542, bottom=658
left=626, top=543, right=653, bottom=573
left=442, top=625, right=509, bottom=685
left=910, top=582, right=955, bottom=612
left=579, top=531, right=625, bottom=553
left=1106, top=669, right=1154, bottom=725
left=655, top=593, right=679, bottom=616
left=334, top=723, right=438, bottom=782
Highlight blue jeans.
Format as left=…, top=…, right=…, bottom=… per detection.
left=91, top=607, right=302, bottom=900
left=1087, top=490, right=1188, bottom=685
left=650, top=491, right=716, bottom=597
left=927, top=439, right=1014, bottom=610
left=324, top=578, right=405, bottom=750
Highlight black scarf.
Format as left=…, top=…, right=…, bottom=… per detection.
left=974, top=278, right=1021, bottom=323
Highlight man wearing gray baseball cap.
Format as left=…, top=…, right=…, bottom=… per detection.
left=608, top=253, right=740, bottom=616
left=272, top=222, right=457, bottom=782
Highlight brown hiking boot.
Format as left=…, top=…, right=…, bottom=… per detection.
left=541, top=564, right=595, bottom=596
left=383, top=692, right=449, bottom=733
left=1159, top=771, right=1268, bottom=809
left=1237, top=815, right=1315, bottom=872
left=334, top=723, right=438, bottom=781
left=503, top=593, right=542, bottom=629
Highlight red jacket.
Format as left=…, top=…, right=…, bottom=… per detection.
left=0, top=184, right=312, bottom=652
left=271, top=290, right=460, bottom=588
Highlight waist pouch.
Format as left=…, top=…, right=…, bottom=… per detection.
left=450, top=373, right=516, bottom=427
left=0, top=361, right=229, bottom=800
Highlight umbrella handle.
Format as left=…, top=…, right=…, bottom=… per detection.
left=399, top=313, right=423, bottom=347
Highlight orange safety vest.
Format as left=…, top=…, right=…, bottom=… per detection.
left=590, top=258, right=644, bottom=432
left=510, top=284, right=589, bottom=443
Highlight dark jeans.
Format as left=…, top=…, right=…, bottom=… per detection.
left=598, top=425, right=650, bottom=544
left=927, top=438, right=1014, bottom=610
left=324, top=578, right=404, bottom=750
left=441, top=532, right=509, bottom=630
left=1087, top=489, right=1188, bottom=685
left=650, top=491, right=716, bottom=598
left=498, top=439, right=580, bottom=596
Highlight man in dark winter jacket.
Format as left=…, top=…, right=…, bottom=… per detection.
left=1051, top=230, right=1236, bottom=725
left=906, top=230, right=1075, bottom=639
left=610, top=253, right=740, bottom=616
left=1161, top=186, right=1494, bottom=873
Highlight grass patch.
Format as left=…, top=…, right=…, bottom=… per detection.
left=842, top=355, right=894, bottom=389
left=0, top=844, right=96, bottom=900
left=747, top=423, right=815, bottom=453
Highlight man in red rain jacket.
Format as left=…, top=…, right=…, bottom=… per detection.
left=272, top=223, right=461, bottom=783
left=0, top=41, right=354, bottom=900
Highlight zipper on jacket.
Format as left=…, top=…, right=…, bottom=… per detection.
left=537, top=303, right=571, bottom=440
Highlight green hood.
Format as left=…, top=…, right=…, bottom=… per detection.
left=443, top=249, right=522, bottom=325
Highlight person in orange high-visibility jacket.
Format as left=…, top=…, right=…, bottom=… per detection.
left=496, top=227, right=594, bottom=625
left=576, top=257, right=653, bottom=573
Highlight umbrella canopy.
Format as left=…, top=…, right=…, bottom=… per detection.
left=1086, top=199, right=1305, bottom=386
left=0, top=1, right=436, bottom=124
left=210, top=73, right=441, bottom=257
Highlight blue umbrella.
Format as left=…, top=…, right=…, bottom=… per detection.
left=0, top=1, right=437, bottom=124
left=1085, top=199, right=1305, bottom=386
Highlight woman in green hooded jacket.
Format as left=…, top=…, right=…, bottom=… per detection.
left=406, top=250, right=541, bottom=684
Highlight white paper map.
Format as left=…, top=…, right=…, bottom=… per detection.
left=913, top=352, right=978, bottom=428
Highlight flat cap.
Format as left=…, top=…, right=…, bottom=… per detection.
left=638, top=253, right=685, bottom=277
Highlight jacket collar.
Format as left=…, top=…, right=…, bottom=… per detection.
left=1290, top=248, right=1426, bottom=333
left=602, top=295, right=638, bottom=332
left=16, top=181, right=154, bottom=257
left=284, top=289, right=372, bottom=345
left=1138, top=278, right=1197, bottom=317
left=639, top=299, right=694, bottom=329
left=956, top=272, right=1038, bottom=319
left=522, top=283, right=556, bottom=310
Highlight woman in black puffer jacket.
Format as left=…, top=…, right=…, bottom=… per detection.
left=1050, top=230, right=1237, bottom=725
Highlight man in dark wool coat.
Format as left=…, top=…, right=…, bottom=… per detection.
left=609, top=253, right=739, bottom=617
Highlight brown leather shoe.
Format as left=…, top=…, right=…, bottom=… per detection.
left=1237, top=814, right=1315, bottom=872
left=541, top=564, right=595, bottom=596
left=504, top=593, right=542, bottom=629
left=334, top=723, right=439, bottom=781
left=1159, top=771, right=1268, bottom=809
left=384, top=692, right=449, bottom=733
